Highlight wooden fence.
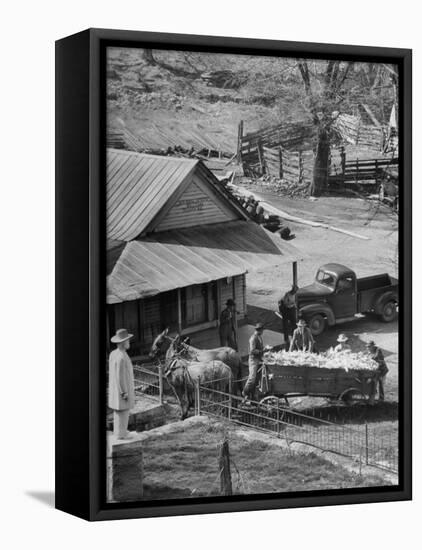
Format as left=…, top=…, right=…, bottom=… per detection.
left=238, top=119, right=315, bottom=176
left=329, top=157, right=398, bottom=188
left=244, top=144, right=315, bottom=186
left=332, top=114, right=386, bottom=152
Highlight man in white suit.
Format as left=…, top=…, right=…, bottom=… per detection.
left=108, top=328, right=136, bottom=439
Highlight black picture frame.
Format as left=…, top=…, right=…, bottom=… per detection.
left=55, top=28, right=412, bottom=521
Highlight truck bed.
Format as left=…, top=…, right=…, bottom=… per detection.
left=357, top=273, right=392, bottom=291
left=357, top=274, right=398, bottom=313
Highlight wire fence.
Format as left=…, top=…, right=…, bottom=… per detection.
left=195, top=380, right=398, bottom=474
left=129, top=367, right=398, bottom=474
left=133, top=364, right=164, bottom=404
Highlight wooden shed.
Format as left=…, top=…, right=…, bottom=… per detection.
left=106, top=148, right=299, bottom=356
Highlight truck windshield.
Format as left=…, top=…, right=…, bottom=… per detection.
left=316, top=269, right=336, bottom=290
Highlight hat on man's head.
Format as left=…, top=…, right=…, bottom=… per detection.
left=111, top=328, right=134, bottom=344
left=297, top=318, right=307, bottom=327
left=366, top=340, right=376, bottom=347
left=255, top=322, right=264, bottom=331
left=226, top=299, right=236, bottom=306
left=337, top=333, right=348, bottom=343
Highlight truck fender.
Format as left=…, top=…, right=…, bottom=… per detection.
left=374, top=290, right=398, bottom=315
left=299, top=303, right=336, bottom=326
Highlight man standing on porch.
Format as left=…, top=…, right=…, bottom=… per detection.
left=108, top=328, right=136, bottom=440
left=219, top=298, right=238, bottom=350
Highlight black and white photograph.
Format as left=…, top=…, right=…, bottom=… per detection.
left=105, top=45, right=402, bottom=504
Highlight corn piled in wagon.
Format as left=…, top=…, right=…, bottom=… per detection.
left=264, top=350, right=378, bottom=372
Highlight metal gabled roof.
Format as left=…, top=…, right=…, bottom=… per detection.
left=107, top=220, right=302, bottom=304
left=107, top=149, right=198, bottom=241
left=107, top=148, right=248, bottom=242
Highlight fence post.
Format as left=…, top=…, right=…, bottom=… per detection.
left=298, top=150, right=303, bottom=184
left=257, top=139, right=265, bottom=176
left=195, top=380, right=201, bottom=416
left=279, top=146, right=283, bottom=179
left=219, top=439, right=233, bottom=496
left=237, top=120, right=244, bottom=163
left=276, top=402, right=280, bottom=438
left=158, top=363, right=164, bottom=405
left=340, top=146, right=346, bottom=185
left=365, top=422, right=369, bottom=465
left=228, top=390, right=232, bottom=421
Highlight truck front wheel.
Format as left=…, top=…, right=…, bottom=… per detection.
left=379, top=301, right=398, bottom=323
left=308, top=314, right=326, bottom=336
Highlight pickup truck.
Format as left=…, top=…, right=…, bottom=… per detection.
left=296, top=263, right=398, bottom=335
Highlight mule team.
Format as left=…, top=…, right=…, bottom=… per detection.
left=108, top=299, right=388, bottom=439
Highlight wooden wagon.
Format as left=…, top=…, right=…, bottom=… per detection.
left=258, top=361, right=379, bottom=405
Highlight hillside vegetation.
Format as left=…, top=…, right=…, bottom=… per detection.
left=107, top=47, right=397, bottom=150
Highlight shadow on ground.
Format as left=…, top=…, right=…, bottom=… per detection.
left=298, top=401, right=398, bottom=425
left=247, top=304, right=283, bottom=332
left=26, top=491, right=55, bottom=508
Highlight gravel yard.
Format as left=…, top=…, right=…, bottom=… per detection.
left=244, top=192, right=399, bottom=403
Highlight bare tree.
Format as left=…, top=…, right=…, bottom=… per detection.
left=297, top=60, right=353, bottom=196
left=141, top=49, right=201, bottom=78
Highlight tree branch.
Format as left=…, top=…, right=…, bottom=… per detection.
left=336, top=62, right=353, bottom=89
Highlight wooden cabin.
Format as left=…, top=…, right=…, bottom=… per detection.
left=106, top=148, right=298, bottom=356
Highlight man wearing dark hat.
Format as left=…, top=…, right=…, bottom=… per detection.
left=108, top=328, right=136, bottom=439
left=276, top=284, right=298, bottom=348
left=289, top=318, right=315, bottom=352
left=366, top=340, right=389, bottom=401
left=242, top=323, right=265, bottom=402
left=219, top=298, right=238, bottom=350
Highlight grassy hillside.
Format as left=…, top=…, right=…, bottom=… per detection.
left=106, top=47, right=396, bottom=153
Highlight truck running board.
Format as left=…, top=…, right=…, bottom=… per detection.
left=335, top=314, right=365, bottom=324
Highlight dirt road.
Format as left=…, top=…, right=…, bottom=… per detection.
left=244, top=192, right=399, bottom=402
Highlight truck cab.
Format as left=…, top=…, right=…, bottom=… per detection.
left=296, top=263, right=398, bottom=335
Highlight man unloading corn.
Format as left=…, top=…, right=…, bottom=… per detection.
left=289, top=318, right=314, bottom=352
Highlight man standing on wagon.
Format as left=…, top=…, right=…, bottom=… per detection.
left=219, top=298, right=238, bottom=350
left=289, top=318, right=315, bottom=352
left=366, top=340, right=389, bottom=401
left=108, top=328, right=136, bottom=440
left=242, top=322, right=265, bottom=403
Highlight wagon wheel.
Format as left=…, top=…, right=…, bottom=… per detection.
left=259, top=396, right=289, bottom=422
left=339, top=388, right=368, bottom=405
left=259, top=395, right=289, bottom=408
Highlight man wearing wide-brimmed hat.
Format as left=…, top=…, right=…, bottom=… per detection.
left=276, top=284, right=298, bottom=348
left=366, top=340, right=389, bottom=401
left=334, top=333, right=351, bottom=352
left=289, top=318, right=314, bottom=352
left=108, top=328, right=136, bottom=439
left=219, top=298, right=238, bottom=350
left=242, top=322, right=266, bottom=402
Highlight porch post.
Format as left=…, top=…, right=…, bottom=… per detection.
left=177, top=288, right=182, bottom=334
left=292, top=261, right=298, bottom=288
